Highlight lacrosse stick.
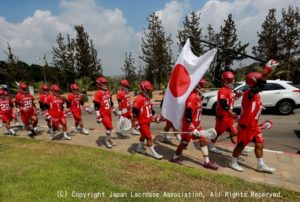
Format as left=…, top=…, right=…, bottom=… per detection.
left=160, top=128, right=217, bottom=140
left=217, top=120, right=273, bottom=142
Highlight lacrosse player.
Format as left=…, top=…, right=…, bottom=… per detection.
left=39, top=84, right=52, bottom=133
left=15, top=82, right=38, bottom=137
left=229, top=60, right=279, bottom=173
left=93, top=76, right=116, bottom=148
left=171, top=79, right=219, bottom=170
left=45, top=84, right=71, bottom=140
left=209, top=71, right=242, bottom=154
left=0, top=89, right=16, bottom=135
left=66, top=83, right=89, bottom=135
left=116, top=79, right=133, bottom=136
left=133, top=80, right=163, bottom=160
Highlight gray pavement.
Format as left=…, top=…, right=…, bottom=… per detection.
left=1, top=109, right=300, bottom=192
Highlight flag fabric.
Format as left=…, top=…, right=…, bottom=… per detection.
left=161, top=39, right=217, bottom=130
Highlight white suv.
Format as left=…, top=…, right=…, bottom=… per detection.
left=202, top=80, right=300, bottom=115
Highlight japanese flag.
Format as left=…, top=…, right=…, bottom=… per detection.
left=161, top=39, right=217, bottom=130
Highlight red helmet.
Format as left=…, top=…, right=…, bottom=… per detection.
left=139, top=80, right=153, bottom=97
left=0, top=89, right=5, bottom=96
left=246, top=72, right=262, bottom=88
left=96, top=76, right=108, bottom=90
left=41, top=84, right=48, bottom=91
left=71, top=83, right=79, bottom=91
left=195, top=78, right=207, bottom=93
left=222, top=71, right=235, bottom=88
left=19, top=82, right=29, bottom=93
left=120, top=79, right=130, bottom=88
left=51, top=84, right=60, bottom=93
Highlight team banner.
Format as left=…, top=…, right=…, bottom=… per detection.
left=161, top=39, right=217, bottom=130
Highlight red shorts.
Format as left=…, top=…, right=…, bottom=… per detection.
left=1, top=112, right=12, bottom=123
left=139, top=123, right=152, bottom=140
left=52, top=115, right=67, bottom=129
left=72, top=111, right=82, bottom=121
left=237, top=125, right=264, bottom=146
left=21, top=110, right=37, bottom=125
left=102, top=114, right=113, bottom=130
left=181, top=126, right=205, bottom=144
left=215, top=115, right=236, bottom=135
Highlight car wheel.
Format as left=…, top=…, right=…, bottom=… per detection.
left=276, top=99, right=294, bottom=115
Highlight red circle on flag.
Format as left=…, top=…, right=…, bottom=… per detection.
left=169, top=64, right=190, bottom=97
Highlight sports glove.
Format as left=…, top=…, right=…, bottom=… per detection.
left=264, top=59, right=279, bottom=74
left=132, top=121, right=140, bottom=130
left=112, top=108, right=118, bottom=116
left=153, top=114, right=161, bottom=123
left=84, top=107, right=93, bottom=114
left=187, top=123, right=195, bottom=132
left=96, top=115, right=102, bottom=124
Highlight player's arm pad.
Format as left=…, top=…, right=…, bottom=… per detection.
left=220, top=99, right=230, bottom=111
left=110, top=100, right=114, bottom=107
left=152, top=108, right=155, bottom=115
left=184, top=108, right=192, bottom=123
left=132, top=107, right=139, bottom=118
left=93, top=101, right=100, bottom=110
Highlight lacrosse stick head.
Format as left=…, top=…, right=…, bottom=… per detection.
left=118, top=116, right=132, bottom=131
left=259, top=120, right=273, bottom=132
left=197, top=128, right=217, bottom=140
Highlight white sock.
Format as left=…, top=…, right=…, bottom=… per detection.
left=176, top=134, right=181, bottom=141
left=138, top=141, right=144, bottom=149
left=106, top=130, right=111, bottom=136
left=204, top=156, right=209, bottom=163
left=201, top=145, right=209, bottom=156
left=232, top=157, right=238, bottom=164
left=257, top=158, right=264, bottom=166
left=63, top=131, right=67, bottom=136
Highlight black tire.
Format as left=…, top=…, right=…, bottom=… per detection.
left=276, top=99, right=295, bottom=115
left=211, top=102, right=217, bottom=115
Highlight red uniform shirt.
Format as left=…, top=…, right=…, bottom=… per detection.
left=15, top=93, right=35, bottom=112
left=0, top=97, right=13, bottom=114
left=39, top=92, right=48, bottom=104
left=216, top=87, right=235, bottom=117
left=117, top=89, right=131, bottom=117
left=133, top=93, right=153, bottom=125
left=67, top=93, right=83, bottom=114
left=93, top=90, right=112, bottom=116
left=239, top=90, right=263, bottom=128
left=182, top=90, right=202, bottom=129
left=46, top=94, right=65, bottom=117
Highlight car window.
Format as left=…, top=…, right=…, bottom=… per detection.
left=262, top=83, right=285, bottom=91
left=287, top=82, right=299, bottom=88
left=235, top=84, right=249, bottom=91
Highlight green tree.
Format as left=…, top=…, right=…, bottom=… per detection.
left=279, top=5, right=300, bottom=80
left=89, top=39, right=103, bottom=78
left=252, top=9, right=282, bottom=61
left=122, top=52, right=136, bottom=85
left=140, top=12, right=173, bottom=89
left=178, top=11, right=204, bottom=56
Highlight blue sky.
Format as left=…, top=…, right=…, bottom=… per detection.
left=0, top=0, right=299, bottom=76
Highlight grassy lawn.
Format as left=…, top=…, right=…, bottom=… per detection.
left=0, top=136, right=299, bottom=201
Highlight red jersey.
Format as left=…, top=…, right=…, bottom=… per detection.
left=46, top=94, right=65, bottom=117
left=133, top=93, right=153, bottom=124
left=93, top=90, right=112, bottom=116
left=15, top=92, right=35, bottom=112
left=39, top=92, right=48, bottom=104
left=182, top=90, right=202, bottom=129
left=117, top=89, right=131, bottom=116
left=0, top=97, right=13, bottom=114
left=239, top=90, right=263, bottom=128
left=67, top=93, right=83, bottom=113
left=216, top=87, right=235, bottom=117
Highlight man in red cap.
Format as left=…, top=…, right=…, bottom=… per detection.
left=0, top=89, right=16, bottom=135
left=39, top=84, right=52, bottom=133
left=67, top=83, right=89, bottom=135
left=93, top=76, right=116, bottom=148
left=15, top=82, right=38, bottom=137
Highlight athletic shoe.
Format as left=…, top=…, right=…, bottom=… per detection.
left=209, top=146, right=223, bottom=154
left=9, top=129, right=16, bottom=136
left=81, top=128, right=89, bottom=135
left=105, top=137, right=112, bottom=148
left=170, top=158, right=182, bottom=164
left=161, top=136, right=172, bottom=144
left=136, top=146, right=146, bottom=154
left=256, top=164, right=276, bottom=174
left=28, top=131, right=34, bottom=138
left=131, top=128, right=140, bottom=135
left=229, top=161, right=244, bottom=172
left=63, top=133, right=72, bottom=140
left=153, top=152, right=163, bottom=160
left=0, top=124, right=2, bottom=128
left=204, top=161, right=219, bottom=170
left=175, top=134, right=182, bottom=142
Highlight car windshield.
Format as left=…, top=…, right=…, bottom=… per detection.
left=233, top=83, right=243, bottom=89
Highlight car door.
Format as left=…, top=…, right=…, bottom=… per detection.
left=260, top=83, right=285, bottom=107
